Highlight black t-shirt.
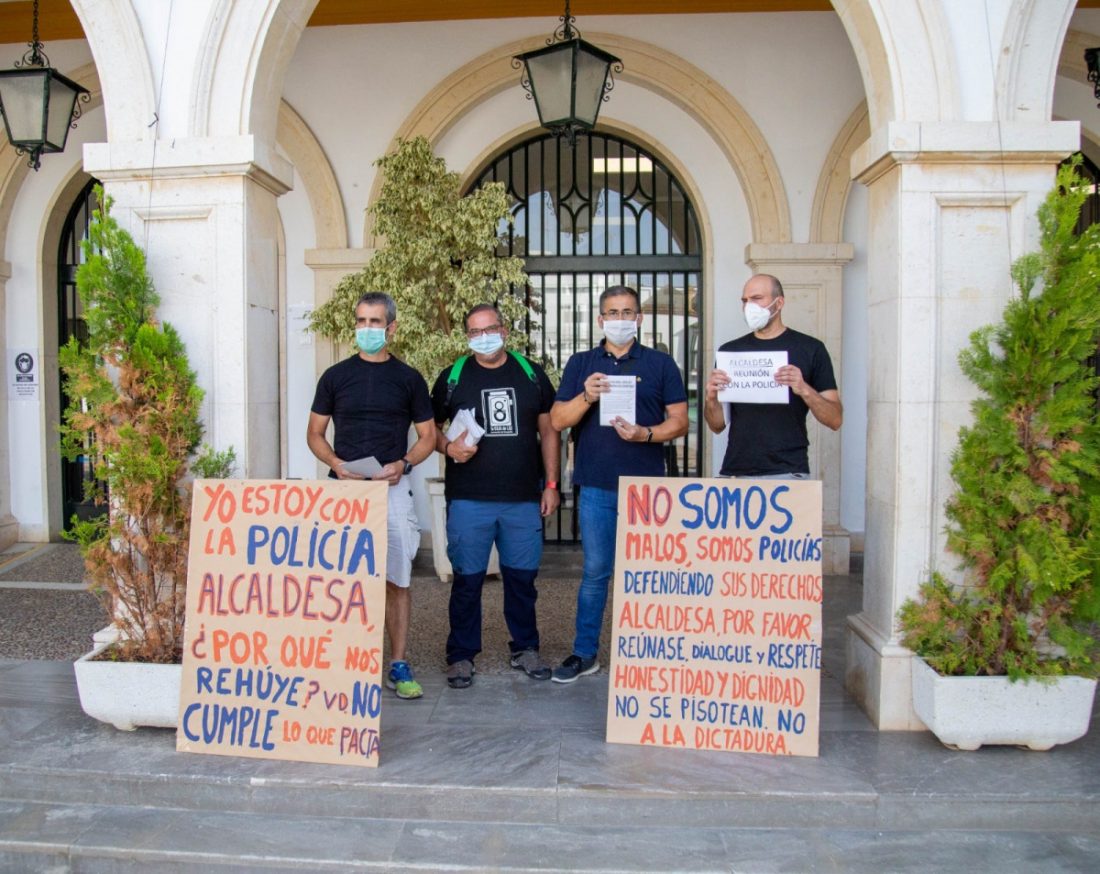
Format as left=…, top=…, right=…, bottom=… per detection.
left=718, top=328, right=837, bottom=476
left=431, top=353, right=555, bottom=502
left=311, top=354, right=433, bottom=470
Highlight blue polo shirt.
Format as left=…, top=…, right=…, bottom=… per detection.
left=556, top=340, right=687, bottom=491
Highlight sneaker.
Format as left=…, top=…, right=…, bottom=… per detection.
left=446, top=659, right=475, bottom=689
left=510, top=649, right=551, bottom=681
left=551, top=654, right=599, bottom=684
left=386, top=661, right=423, bottom=699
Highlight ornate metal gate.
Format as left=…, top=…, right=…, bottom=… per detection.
left=58, top=178, right=101, bottom=531
left=471, top=132, right=704, bottom=541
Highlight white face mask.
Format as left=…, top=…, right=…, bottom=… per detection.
left=743, top=299, right=777, bottom=332
left=602, top=319, right=638, bottom=346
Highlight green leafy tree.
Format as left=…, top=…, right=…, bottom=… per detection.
left=899, top=158, right=1100, bottom=678
left=308, top=136, right=534, bottom=380
left=60, top=188, right=235, bottom=663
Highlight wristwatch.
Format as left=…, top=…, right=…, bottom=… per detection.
left=402, top=459, right=414, bottom=476
left=645, top=428, right=654, bottom=443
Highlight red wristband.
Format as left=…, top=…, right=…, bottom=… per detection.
left=546, top=481, right=559, bottom=490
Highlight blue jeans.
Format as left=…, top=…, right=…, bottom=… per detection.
left=446, top=500, right=543, bottom=664
left=573, top=485, right=619, bottom=660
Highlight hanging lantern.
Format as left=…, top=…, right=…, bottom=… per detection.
left=0, top=0, right=89, bottom=171
left=514, top=0, right=622, bottom=146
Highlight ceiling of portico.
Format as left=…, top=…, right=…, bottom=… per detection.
left=5, top=0, right=1099, bottom=43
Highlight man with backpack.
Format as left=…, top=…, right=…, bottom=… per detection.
left=430, top=304, right=561, bottom=689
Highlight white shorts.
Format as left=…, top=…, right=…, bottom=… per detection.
left=385, top=480, right=420, bottom=588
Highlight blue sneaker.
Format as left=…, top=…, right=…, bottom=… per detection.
left=386, top=660, right=423, bottom=699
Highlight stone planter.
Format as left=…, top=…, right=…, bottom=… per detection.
left=426, top=476, right=499, bottom=582
left=74, top=638, right=181, bottom=731
left=911, top=656, right=1097, bottom=751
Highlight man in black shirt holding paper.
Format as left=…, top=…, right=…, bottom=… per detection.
left=705, top=274, right=842, bottom=477
left=431, top=304, right=560, bottom=689
left=308, top=292, right=436, bottom=700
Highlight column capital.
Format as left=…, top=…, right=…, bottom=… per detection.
left=83, top=135, right=293, bottom=196
left=852, top=121, right=1081, bottom=185
left=745, top=242, right=854, bottom=268
left=304, top=248, right=374, bottom=271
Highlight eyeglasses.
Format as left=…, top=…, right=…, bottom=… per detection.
left=466, top=324, right=503, bottom=338
left=601, top=309, right=637, bottom=320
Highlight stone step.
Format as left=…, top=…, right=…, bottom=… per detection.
left=2, top=798, right=1098, bottom=873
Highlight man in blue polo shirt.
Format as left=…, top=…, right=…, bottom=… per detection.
left=549, top=285, right=689, bottom=683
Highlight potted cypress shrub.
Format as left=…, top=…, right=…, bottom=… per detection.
left=63, top=188, right=234, bottom=730
left=898, top=159, right=1100, bottom=750
left=309, top=136, right=532, bottom=580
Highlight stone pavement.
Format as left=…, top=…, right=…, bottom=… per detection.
left=0, top=543, right=1098, bottom=871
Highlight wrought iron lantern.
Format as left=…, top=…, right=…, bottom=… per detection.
left=1087, top=47, right=1100, bottom=108
left=0, top=0, right=89, bottom=170
left=513, top=0, right=622, bottom=145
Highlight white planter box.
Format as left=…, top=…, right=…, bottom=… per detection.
left=74, top=639, right=182, bottom=731
left=427, top=476, right=499, bottom=582
left=911, top=656, right=1097, bottom=751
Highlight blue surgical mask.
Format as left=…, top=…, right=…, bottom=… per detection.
left=468, top=333, right=504, bottom=356
left=355, top=326, right=387, bottom=355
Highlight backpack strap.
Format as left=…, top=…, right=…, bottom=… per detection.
left=508, top=350, right=538, bottom=384
left=445, top=355, right=470, bottom=405
left=446, top=350, right=537, bottom=405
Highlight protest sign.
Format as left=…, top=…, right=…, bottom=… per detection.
left=715, top=350, right=788, bottom=404
left=177, top=479, right=387, bottom=767
left=606, top=477, right=822, bottom=757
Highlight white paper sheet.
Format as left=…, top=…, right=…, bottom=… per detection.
left=715, top=351, right=789, bottom=404
left=445, top=408, right=485, bottom=446
left=340, top=456, right=384, bottom=477
left=599, top=375, right=638, bottom=425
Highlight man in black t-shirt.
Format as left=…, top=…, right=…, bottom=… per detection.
left=704, top=274, right=842, bottom=477
left=308, top=292, right=436, bottom=700
left=430, top=304, right=561, bottom=688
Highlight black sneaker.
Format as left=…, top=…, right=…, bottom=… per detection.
left=510, top=649, right=551, bottom=680
left=446, top=659, right=474, bottom=689
left=551, top=654, right=598, bottom=684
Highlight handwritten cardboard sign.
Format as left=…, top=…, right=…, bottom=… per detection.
left=715, top=351, right=788, bottom=404
left=177, top=479, right=388, bottom=767
left=606, top=477, right=823, bottom=757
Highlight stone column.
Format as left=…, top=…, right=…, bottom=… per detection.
left=0, top=259, right=18, bottom=548
left=83, top=138, right=293, bottom=477
left=845, top=121, right=1079, bottom=729
left=744, top=242, right=854, bottom=575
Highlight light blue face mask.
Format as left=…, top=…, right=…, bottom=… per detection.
left=355, top=326, right=388, bottom=355
left=468, top=332, right=504, bottom=356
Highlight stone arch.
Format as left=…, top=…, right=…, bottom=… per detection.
left=191, top=0, right=318, bottom=144
left=276, top=101, right=348, bottom=249
left=811, top=101, right=870, bottom=245
left=68, top=1, right=155, bottom=142
left=830, top=0, right=956, bottom=129
left=996, top=1, right=1076, bottom=122
left=369, top=32, right=790, bottom=248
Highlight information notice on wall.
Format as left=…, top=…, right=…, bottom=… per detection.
left=177, top=479, right=388, bottom=768
left=606, top=477, right=823, bottom=758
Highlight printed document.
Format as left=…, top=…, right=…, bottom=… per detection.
left=715, top=351, right=789, bottom=404
left=340, top=456, right=384, bottom=477
left=600, top=375, right=638, bottom=425
left=445, top=408, right=485, bottom=446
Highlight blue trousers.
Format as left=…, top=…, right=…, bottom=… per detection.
left=572, top=485, right=618, bottom=660
left=445, top=499, right=543, bottom=665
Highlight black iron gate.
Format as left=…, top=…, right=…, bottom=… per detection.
left=58, top=178, right=102, bottom=531
left=471, top=133, right=704, bottom=541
